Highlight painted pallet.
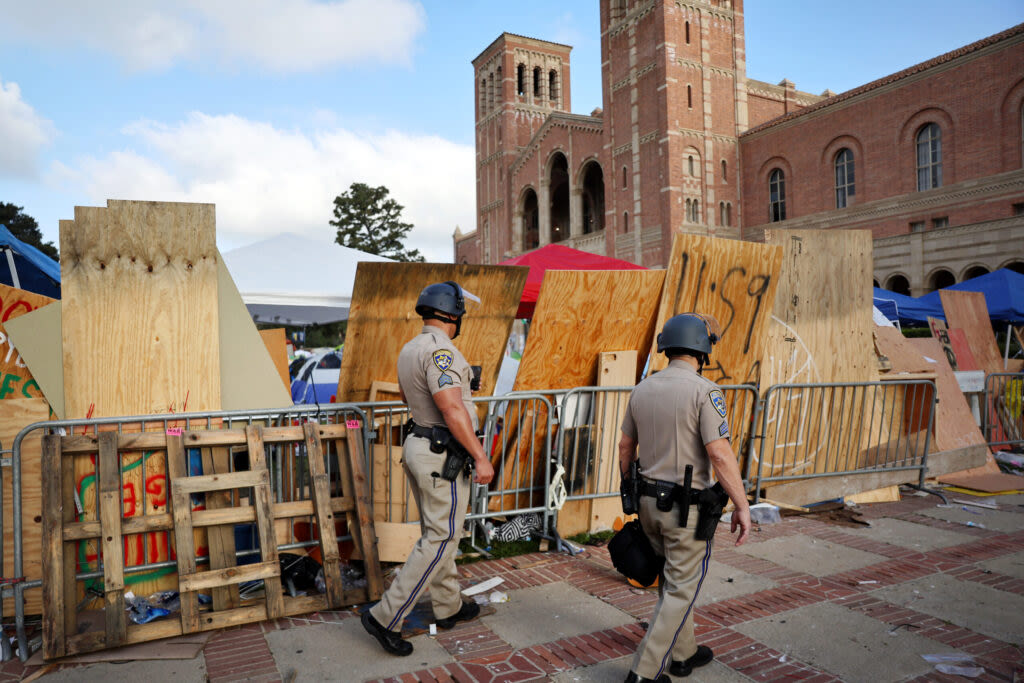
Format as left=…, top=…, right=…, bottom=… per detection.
left=40, top=423, right=382, bottom=659
left=336, top=262, right=527, bottom=404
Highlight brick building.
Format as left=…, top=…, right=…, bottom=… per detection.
left=454, top=1, right=1024, bottom=296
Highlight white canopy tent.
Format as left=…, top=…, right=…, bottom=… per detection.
left=222, top=233, right=393, bottom=325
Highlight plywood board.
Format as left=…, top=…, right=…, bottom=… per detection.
left=218, top=255, right=290, bottom=410
left=336, top=262, right=528, bottom=403
left=0, top=284, right=54, bottom=402
left=940, top=290, right=1002, bottom=375
left=936, top=471, right=1024, bottom=493
left=846, top=486, right=900, bottom=504
left=1, top=397, right=51, bottom=616
left=874, top=326, right=933, bottom=374
left=60, top=200, right=221, bottom=418
left=946, top=328, right=979, bottom=371
left=909, top=338, right=989, bottom=453
left=649, top=233, right=782, bottom=385
left=259, top=328, right=291, bottom=391
left=5, top=302, right=63, bottom=418
left=927, top=317, right=959, bottom=370
left=761, top=229, right=878, bottom=386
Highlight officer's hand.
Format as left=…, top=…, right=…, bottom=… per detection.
left=731, top=506, right=751, bottom=546
left=473, top=458, right=494, bottom=485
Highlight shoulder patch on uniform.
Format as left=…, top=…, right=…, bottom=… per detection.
left=432, top=350, right=454, bottom=372
left=437, top=373, right=453, bottom=388
left=719, top=421, right=730, bottom=437
left=709, top=389, right=727, bottom=418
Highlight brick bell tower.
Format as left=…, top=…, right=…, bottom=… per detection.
left=601, top=0, right=747, bottom=265
left=470, top=33, right=572, bottom=263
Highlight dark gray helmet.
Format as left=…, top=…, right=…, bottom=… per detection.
left=415, top=281, right=465, bottom=318
left=656, top=313, right=718, bottom=355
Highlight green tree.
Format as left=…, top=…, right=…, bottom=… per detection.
left=330, top=182, right=424, bottom=262
left=0, top=203, right=58, bottom=260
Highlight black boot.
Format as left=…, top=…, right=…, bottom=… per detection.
left=361, top=609, right=413, bottom=656
left=623, top=672, right=670, bottom=683
left=435, top=600, right=481, bottom=629
left=670, top=645, right=714, bottom=676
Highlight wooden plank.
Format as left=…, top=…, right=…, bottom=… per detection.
left=846, top=486, right=901, bottom=504
left=649, top=233, right=783, bottom=386
left=166, top=435, right=200, bottom=634
left=336, top=262, right=528, bottom=403
left=874, top=327, right=933, bottom=374
left=939, top=290, right=1002, bottom=375
left=371, top=521, right=419, bottom=563
left=177, top=560, right=279, bottom=592
left=97, top=432, right=126, bottom=648
left=172, top=469, right=268, bottom=494
left=368, top=380, right=401, bottom=403
left=65, top=515, right=174, bottom=541
left=258, top=328, right=291, bottom=391
left=40, top=434, right=65, bottom=659
left=909, top=338, right=989, bottom=453
left=937, top=471, right=1024, bottom=492
left=0, top=282, right=54, bottom=402
left=57, top=424, right=348, bottom=453
left=303, top=423, right=345, bottom=608
left=244, top=426, right=284, bottom=621
left=1, top=397, right=51, bottom=616
left=60, top=200, right=221, bottom=419
left=60, top=443, right=78, bottom=643
left=371, top=443, right=415, bottom=523
left=758, top=229, right=880, bottom=480
left=343, top=426, right=384, bottom=600
left=200, top=446, right=239, bottom=611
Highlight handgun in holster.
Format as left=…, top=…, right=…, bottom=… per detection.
left=694, top=482, right=729, bottom=541
left=428, top=426, right=471, bottom=481
left=620, top=460, right=640, bottom=515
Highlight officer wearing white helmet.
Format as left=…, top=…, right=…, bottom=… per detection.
left=362, top=281, right=494, bottom=656
left=618, top=313, right=751, bottom=683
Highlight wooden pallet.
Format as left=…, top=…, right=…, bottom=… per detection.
left=40, top=422, right=382, bottom=660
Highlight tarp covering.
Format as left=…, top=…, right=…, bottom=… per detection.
left=499, top=243, right=646, bottom=318
left=872, top=287, right=942, bottom=325
left=916, top=268, right=1024, bottom=324
left=0, top=224, right=61, bottom=298
left=222, top=233, right=393, bottom=325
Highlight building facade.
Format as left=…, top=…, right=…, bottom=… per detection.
left=455, top=1, right=1024, bottom=294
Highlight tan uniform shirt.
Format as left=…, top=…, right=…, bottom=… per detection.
left=620, top=359, right=730, bottom=487
left=397, top=326, right=478, bottom=431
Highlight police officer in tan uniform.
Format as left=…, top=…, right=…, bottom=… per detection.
left=362, top=281, right=494, bottom=656
left=619, top=314, right=751, bottom=683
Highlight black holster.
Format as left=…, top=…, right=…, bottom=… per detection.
left=694, top=482, right=729, bottom=541
left=430, top=427, right=472, bottom=481
left=620, top=460, right=639, bottom=515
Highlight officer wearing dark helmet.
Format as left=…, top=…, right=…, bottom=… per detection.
left=362, top=281, right=495, bottom=656
left=618, top=313, right=751, bottom=683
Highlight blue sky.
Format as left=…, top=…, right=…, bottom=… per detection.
left=1, top=1, right=1021, bottom=262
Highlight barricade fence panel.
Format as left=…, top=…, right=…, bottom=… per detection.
left=750, top=380, right=936, bottom=501
left=983, top=373, right=1024, bottom=450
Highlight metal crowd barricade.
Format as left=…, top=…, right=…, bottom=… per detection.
left=3, top=402, right=370, bottom=662
left=749, top=380, right=938, bottom=503
left=982, top=372, right=1024, bottom=450
left=553, top=385, right=760, bottom=530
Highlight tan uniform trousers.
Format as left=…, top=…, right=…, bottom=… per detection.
left=369, top=435, right=471, bottom=632
left=630, top=495, right=714, bottom=680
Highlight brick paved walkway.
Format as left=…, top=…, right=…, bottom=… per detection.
left=4, top=493, right=1023, bottom=682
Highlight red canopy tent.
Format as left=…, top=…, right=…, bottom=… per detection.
left=498, top=243, right=647, bottom=318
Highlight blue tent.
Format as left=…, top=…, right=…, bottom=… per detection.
left=0, top=224, right=60, bottom=298
left=917, top=268, right=1024, bottom=324
left=872, top=287, right=943, bottom=325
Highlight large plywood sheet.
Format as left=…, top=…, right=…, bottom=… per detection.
left=940, top=290, right=1002, bottom=374
left=514, top=270, right=664, bottom=390
left=760, top=229, right=878, bottom=386
left=909, top=337, right=989, bottom=453
left=2, top=398, right=51, bottom=616
left=259, top=328, right=291, bottom=391
left=60, top=201, right=221, bottom=418
left=336, top=262, right=527, bottom=403
left=649, top=234, right=782, bottom=385
left=0, top=284, right=53, bottom=403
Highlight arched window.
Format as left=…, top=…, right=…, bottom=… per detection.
left=835, top=148, right=855, bottom=208
left=726, top=202, right=732, bottom=226
left=685, top=21, right=690, bottom=44
left=495, top=66, right=502, bottom=101
left=769, top=169, right=786, bottom=222
left=687, top=155, right=695, bottom=176
left=517, top=64, right=525, bottom=96
left=622, top=166, right=627, bottom=188
left=721, top=159, right=727, bottom=183
left=916, top=123, right=942, bottom=191
left=480, top=78, right=487, bottom=114
left=549, top=70, right=558, bottom=102
left=685, top=199, right=691, bottom=221
left=487, top=73, right=494, bottom=109
left=687, top=85, right=693, bottom=108
left=623, top=211, right=629, bottom=233
left=533, top=66, right=542, bottom=98
left=691, top=199, right=700, bottom=223
left=719, top=201, right=726, bottom=226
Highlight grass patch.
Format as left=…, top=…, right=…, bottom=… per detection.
left=456, top=537, right=541, bottom=564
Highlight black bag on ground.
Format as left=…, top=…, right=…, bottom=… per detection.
left=607, top=519, right=664, bottom=587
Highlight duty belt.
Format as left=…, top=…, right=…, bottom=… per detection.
left=638, top=477, right=702, bottom=504
left=406, top=420, right=437, bottom=439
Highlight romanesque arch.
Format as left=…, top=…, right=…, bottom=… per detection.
left=548, top=152, right=570, bottom=243
left=521, top=187, right=539, bottom=251
left=578, top=159, right=605, bottom=235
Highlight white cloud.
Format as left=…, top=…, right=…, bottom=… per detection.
left=2, top=0, right=425, bottom=73
left=51, top=112, right=474, bottom=262
left=0, top=79, right=55, bottom=179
